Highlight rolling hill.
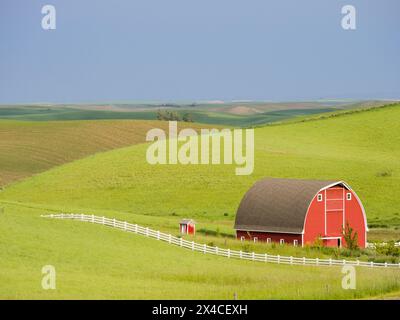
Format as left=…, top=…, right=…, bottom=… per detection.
left=0, top=120, right=213, bottom=187
left=1, top=104, right=399, bottom=228
left=0, top=104, right=399, bottom=299
left=0, top=100, right=392, bottom=127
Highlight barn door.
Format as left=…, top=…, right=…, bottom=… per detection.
left=181, top=224, right=187, bottom=234
left=325, top=187, right=345, bottom=236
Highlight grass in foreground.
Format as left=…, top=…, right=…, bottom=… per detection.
left=0, top=203, right=399, bottom=299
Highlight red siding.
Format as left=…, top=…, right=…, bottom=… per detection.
left=303, top=186, right=366, bottom=248
left=187, top=224, right=195, bottom=235
left=180, top=223, right=195, bottom=235
left=236, top=230, right=302, bottom=246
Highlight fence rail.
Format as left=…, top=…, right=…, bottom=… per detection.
left=41, top=213, right=400, bottom=269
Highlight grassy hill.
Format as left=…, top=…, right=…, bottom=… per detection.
left=1, top=104, right=399, bottom=227
left=1, top=203, right=398, bottom=299
left=0, top=120, right=212, bottom=187
left=0, top=104, right=399, bottom=299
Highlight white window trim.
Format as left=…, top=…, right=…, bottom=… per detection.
left=346, top=192, right=352, bottom=201
left=240, top=236, right=245, bottom=242
left=317, top=194, right=323, bottom=202
left=253, top=237, right=258, bottom=243
left=280, top=239, right=285, bottom=245
left=293, top=239, right=298, bottom=246
left=266, top=238, right=271, bottom=244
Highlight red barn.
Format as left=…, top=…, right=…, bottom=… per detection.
left=234, top=178, right=367, bottom=248
left=180, top=219, right=195, bottom=235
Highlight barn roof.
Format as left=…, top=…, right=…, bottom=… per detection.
left=234, top=178, right=347, bottom=234
left=180, top=219, right=195, bottom=225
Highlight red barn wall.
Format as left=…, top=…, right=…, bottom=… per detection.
left=303, top=186, right=366, bottom=248
left=187, top=224, right=195, bottom=235
left=236, top=230, right=302, bottom=245
left=343, top=190, right=366, bottom=247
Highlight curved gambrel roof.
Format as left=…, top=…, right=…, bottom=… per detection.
left=234, top=178, right=347, bottom=234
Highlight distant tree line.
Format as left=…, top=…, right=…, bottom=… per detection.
left=156, top=110, right=193, bottom=122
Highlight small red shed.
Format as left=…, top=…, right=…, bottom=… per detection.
left=234, top=178, right=368, bottom=248
left=180, top=219, right=195, bottom=235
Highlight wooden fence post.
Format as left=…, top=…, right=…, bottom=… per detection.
left=227, top=249, right=230, bottom=258
left=203, top=244, right=206, bottom=254
left=277, top=255, right=280, bottom=264
left=303, top=257, right=306, bottom=265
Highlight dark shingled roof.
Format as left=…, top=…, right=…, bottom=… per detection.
left=234, top=178, right=343, bottom=234
left=180, top=219, right=195, bottom=225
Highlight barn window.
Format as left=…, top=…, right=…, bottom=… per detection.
left=317, top=194, right=323, bottom=202
left=267, top=238, right=271, bottom=244
left=346, top=193, right=352, bottom=201
left=280, top=239, right=285, bottom=245
left=293, top=240, right=298, bottom=246
left=240, top=236, right=245, bottom=242
left=253, top=237, right=258, bottom=243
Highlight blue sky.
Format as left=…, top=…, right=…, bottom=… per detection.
left=0, top=0, right=399, bottom=103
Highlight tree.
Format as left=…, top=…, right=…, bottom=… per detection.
left=156, top=110, right=182, bottom=121
left=343, top=222, right=358, bottom=251
left=156, top=110, right=164, bottom=120
left=182, top=113, right=193, bottom=122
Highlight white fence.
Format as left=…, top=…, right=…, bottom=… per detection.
left=41, top=213, right=400, bottom=269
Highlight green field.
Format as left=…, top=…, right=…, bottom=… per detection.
left=0, top=100, right=390, bottom=127
left=2, top=104, right=399, bottom=227
left=0, top=120, right=214, bottom=187
left=0, top=203, right=399, bottom=299
left=0, top=103, right=399, bottom=299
